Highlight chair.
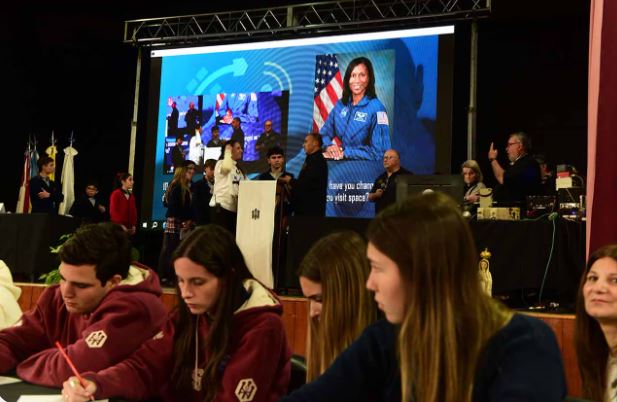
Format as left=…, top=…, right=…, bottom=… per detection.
left=287, top=354, right=307, bottom=394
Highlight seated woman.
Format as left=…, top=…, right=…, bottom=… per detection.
left=298, top=231, right=376, bottom=381
left=575, top=244, right=617, bottom=402
left=282, top=192, right=566, bottom=402
left=461, top=159, right=486, bottom=209
left=0, top=260, right=21, bottom=330
left=63, top=225, right=291, bottom=402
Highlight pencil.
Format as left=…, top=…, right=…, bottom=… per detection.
left=54, top=341, right=95, bottom=401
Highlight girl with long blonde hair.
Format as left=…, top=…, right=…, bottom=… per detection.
left=298, top=231, right=376, bottom=381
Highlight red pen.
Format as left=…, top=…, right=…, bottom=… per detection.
left=54, top=341, right=95, bottom=401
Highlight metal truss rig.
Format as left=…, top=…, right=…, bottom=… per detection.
left=124, top=0, right=490, bottom=47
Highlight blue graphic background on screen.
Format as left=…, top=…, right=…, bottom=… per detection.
left=151, top=34, right=440, bottom=220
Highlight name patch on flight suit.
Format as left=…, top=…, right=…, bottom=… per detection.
left=354, top=111, right=368, bottom=122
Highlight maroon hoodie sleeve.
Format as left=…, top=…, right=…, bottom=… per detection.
left=16, top=290, right=167, bottom=387
left=0, top=287, right=58, bottom=373
left=215, top=312, right=291, bottom=402
left=85, top=316, right=175, bottom=401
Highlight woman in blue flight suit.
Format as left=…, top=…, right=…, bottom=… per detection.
left=320, top=57, right=391, bottom=161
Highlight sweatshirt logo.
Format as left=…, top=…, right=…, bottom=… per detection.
left=235, top=378, right=257, bottom=401
left=85, top=330, right=108, bottom=348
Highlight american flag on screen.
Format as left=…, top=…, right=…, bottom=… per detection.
left=312, top=54, right=344, bottom=132
left=216, top=93, right=226, bottom=115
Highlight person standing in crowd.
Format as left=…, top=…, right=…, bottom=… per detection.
left=192, top=159, right=216, bottom=226
left=62, top=225, right=291, bottom=402
left=257, top=146, right=292, bottom=181
left=298, top=231, right=377, bottom=381
left=0, top=223, right=167, bottom=388
left=171, top=135, right=186, bottom=169
left=279, top=133, right=328, bottom=217
left=255, top=119, right=282, bottom=161
left=210, top=140, right=246, bottom=235
left=184, top=101, right=199, bottom=136
left=167, top=101, right=179, bottom=136
left=230, top=117, right=245, bottom=149
left=461, top=159, right=486, bottom=209
left=0, top=260, right=21, bottom=330
left=282, top=192, right=566, bottom=402
left=368, top=149, right=412, bottom=215
left=488, top=131, right=542, bottom=203
left=575, top=244, right=617, bottom=402
left=69, top=181, right=107, bottom=223
left=158, top=162, right=195, bottom=284
left=30, top=156, right=64, bottom=214
left=206, top=126, right=223, bottom=148
left=320, top=56, right=391, bottom=161
left=188, top=127, right=203, bottom=166
left=109, top=173, right=137, bottom=235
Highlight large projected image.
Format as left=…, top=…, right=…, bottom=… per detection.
left=162, top=91, right=289, bottom=173
left=148, top=27, right=452, bottom=220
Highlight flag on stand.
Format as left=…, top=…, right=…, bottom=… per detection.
left=16, top=147, right=31, bottom=214
left=58, top=145, right=78, bottom=216
left=312, top=54, right=344, bottom=132
left=29, top=140, right=39, bottom=180
left=45, top=131, right=57, bottom=181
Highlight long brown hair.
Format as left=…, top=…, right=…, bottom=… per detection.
left=575, top=244, right=617, bottom=401
left=170, top=225, right=254, bottom=401
left=298, top=231, right=376, bottom=381
left=367, top=192, right=512, bottom=402
left=165, top=166, right=191, bottom=205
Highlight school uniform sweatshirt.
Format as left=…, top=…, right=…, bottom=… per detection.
left=0, top=264, right=167, bottom=387
left=0, top=260, right=22, bottom=330
left=85, top=279, right=291, bottom=402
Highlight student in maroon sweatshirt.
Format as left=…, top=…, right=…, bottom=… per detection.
left=62, top=224, right=291, bottom=402
left=0, top=222, right=167, bottom=387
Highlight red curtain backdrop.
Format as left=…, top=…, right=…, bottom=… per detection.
left=587, top=0, right=617, bottom=255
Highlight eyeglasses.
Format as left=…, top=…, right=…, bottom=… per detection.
left=506, top=141, right=520, bottom=148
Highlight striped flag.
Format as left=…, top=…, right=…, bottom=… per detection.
left=215, top=93, right=226, bottom=115
left=312, top=54, right=344, bottom=132
left=16, top=148, right=31, bottom=214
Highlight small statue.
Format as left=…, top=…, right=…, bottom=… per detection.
left=479, top=248, right=493, bottom=296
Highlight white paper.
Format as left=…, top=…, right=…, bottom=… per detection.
left=0, top=376, right=22, bottom=385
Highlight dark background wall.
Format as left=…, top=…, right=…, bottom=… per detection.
left=0, top=0, right=588, bottom=214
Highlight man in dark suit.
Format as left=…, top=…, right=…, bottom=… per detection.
left=279, top=133, right=328, bottom=216
left=29, top=156, right=64, bottom=214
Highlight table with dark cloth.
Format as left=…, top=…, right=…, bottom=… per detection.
left=283, top=216, right=585, bottom=307
left=0, top=214, right=80, bottom=278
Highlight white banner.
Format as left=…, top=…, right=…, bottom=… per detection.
left=236, top=181, right=277, bottom=288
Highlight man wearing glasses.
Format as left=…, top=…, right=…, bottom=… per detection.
left=368, top=149, right=413, bottom=214
left=488, top=131, right=542, bottom=203
left=255, top=119, right=282, bottom=161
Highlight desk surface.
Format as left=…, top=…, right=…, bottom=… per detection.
left=0, top=381, right=58, bottom=402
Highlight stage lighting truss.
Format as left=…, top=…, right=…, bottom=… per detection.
left=124, top=0, right=490, bottom=47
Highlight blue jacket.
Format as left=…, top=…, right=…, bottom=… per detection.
left=320, top=96, right=391, bottom=160
left=281, top=314, right=566, bottom=402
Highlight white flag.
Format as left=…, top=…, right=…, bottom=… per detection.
left=58, top=146, right=78, bottom=215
